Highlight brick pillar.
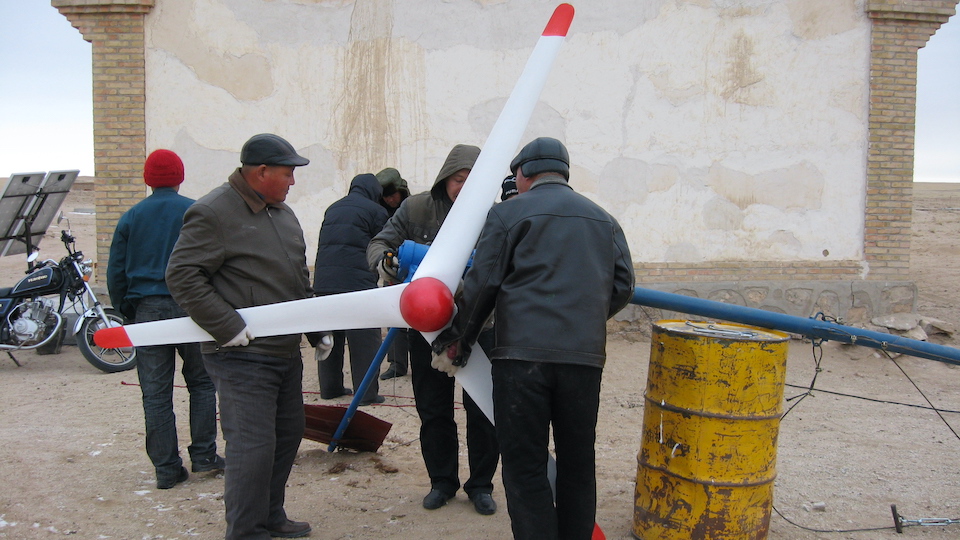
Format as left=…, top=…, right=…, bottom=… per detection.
left=865, top=0, right=957, bottom=279
left=51, top=0, right=154, bottom=275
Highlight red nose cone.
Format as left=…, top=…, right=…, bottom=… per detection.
left=399, top=277, right=455, bottom=332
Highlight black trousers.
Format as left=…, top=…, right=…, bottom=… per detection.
left=318, top=328, right=381, bottom=402
left=409, top=331, right=499, bottom=497
left=386, top=327, right=410, bottom=373
left=492, top=359, right=602, bottom=540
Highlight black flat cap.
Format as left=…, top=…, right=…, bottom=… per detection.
left=240, top=133, right=310, bottom=166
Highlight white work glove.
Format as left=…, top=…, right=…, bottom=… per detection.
left=223, top=326, right=254, bottom=347
left=377, top=251, right=400, bottom=284
left=431, top=342, right=462, bottom=377
left=314, top=332, right=334, bottom=362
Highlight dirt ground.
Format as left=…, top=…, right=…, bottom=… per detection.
left=2, top=183, right=960, bottom=539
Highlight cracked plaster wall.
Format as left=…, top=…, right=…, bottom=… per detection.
left=143, top=0, right=870, bottom=263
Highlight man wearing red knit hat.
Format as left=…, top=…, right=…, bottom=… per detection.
left=107, top=149, right=224, bottom=490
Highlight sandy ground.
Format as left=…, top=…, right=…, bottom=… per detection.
left=2, top=183, right=960, bottom=539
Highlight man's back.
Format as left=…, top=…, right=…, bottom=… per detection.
left=108, top=188, right=194, bottom=317
left=314, top=174, right=387, bottom=294
left=460, top=176, right=634, bottom=367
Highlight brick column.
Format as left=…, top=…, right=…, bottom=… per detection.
left=865, top=0, right=957, bottom=279
left=51, top=0, right=154, bottom=274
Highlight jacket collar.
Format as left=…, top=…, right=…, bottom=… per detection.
left=529, top=173, right=570, bottom=191
left=229, top=168, right=268, bottom=213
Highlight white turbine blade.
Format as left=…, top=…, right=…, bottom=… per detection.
left=454, top=345, right=494, bottom=422
left=96, top=285, right=409, bottom=348
left=415, top=0, right=574, bottom=416
left=413, top=5, right=574, bottom=292
left=414, top=6, right=577, bottom=523
left=418, top=2, right=574, bottom=385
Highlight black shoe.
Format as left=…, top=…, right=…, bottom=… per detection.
left=191, top=454, right=225, bottom=473
left=359, top=395, right=386, bottom=406
left=469, top=492, right=497, bottom=515
left=380, top=365, right=407, bottom=380
left=157, top=466, right=188, bottom=489
left=320, top=387, right=353, bottom=400
left=267, top=519, right=312, bottom=538
left=422, top=488, right=453, bottom=510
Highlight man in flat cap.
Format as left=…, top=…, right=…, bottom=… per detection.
left=433, top=137, right=635, bottom=540
left=167, top=133, right=315, bottom=539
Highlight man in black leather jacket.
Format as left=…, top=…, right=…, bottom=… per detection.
left=434, top=137, right=634, bottom=540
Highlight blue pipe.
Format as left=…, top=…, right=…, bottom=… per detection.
left=631, top=288, right=960, bottom=366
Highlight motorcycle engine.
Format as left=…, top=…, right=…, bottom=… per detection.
left=9, top=298, right=57, bottom=345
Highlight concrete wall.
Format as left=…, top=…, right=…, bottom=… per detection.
left=142, top=0, right=870, bottom=267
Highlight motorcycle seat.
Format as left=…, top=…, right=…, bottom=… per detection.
left=0, top=287, right=12, bottom=297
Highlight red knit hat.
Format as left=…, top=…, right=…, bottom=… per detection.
left=143, top=149, right=184, bottom=188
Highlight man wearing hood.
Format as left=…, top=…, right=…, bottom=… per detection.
left=314, top=173, right=389, bottom=406
left=366, top=144, right=500, bottom=516
left=375, top=167, right=410, bottom=217
left=374, top=167, right=411, bottom=381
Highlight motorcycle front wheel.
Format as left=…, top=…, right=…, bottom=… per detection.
left=77, top=308, right=137, bottom=373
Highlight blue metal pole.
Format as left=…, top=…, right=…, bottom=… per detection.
left=327, top=327, right=400, bottom=452
left=631, top=287, right=960, bottom=366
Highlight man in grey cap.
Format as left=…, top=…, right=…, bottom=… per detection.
left=167, top=133, right=316, bottom=539
left=433, top=137, right=634, bottom=540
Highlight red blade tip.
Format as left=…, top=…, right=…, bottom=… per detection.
left=543, top=4, right=575, bottom=37
left=94, top=326, right=133, bottom=349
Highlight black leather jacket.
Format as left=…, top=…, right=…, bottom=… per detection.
left=454, top=175, right=635, bottom=368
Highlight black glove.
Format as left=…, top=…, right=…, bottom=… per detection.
left=431, top=326, right=471, bottom=369
left=431, top=326, right=461, bottom=357
left=377, top=251, right=399, bottom=283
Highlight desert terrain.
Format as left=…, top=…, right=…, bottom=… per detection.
left=1, top=182, right=959, bottom=539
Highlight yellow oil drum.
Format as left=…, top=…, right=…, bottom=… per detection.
left=633, top=320, right=788, bottom=540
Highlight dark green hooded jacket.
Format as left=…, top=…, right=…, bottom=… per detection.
left=366, top=144, right=480, bottom=271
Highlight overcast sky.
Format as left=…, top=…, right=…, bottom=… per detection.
left=1, top=2, right=957, bottom=181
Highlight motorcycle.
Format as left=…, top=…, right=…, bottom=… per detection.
left=1, top=225, right=136, bottom=372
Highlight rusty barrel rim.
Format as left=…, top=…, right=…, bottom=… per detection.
left=654, top=319, right=789, bottom=343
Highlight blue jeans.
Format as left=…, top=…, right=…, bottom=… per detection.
left=202, top=349, right=305, bottom=540
left=135, top=296, right=218, bottom=484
